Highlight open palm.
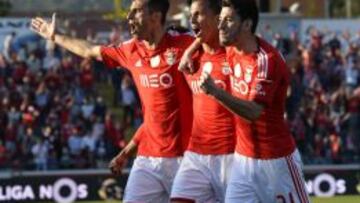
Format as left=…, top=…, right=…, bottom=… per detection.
left=31, top=13, right=56, bottom=40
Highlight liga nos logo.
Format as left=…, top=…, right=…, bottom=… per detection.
left=305, top=173, right=346, bottom=197
left=0, top=178, right=87, bottom=203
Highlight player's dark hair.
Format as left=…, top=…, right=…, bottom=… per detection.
left=147, top=0, right=170, bottom=25
left=191, top=0, right=222, bottom=15
left=222, top=0, right=259, bottom=33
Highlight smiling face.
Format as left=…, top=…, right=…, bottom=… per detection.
left=190, top=0, right=219, bottom=43
left=218, top=7, right=241, bottom=46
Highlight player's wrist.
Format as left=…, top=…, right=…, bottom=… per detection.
left=210, top=86, right=222, bottom=99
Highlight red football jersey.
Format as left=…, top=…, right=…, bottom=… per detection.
left=185, top=48, right=235, bottom=154
left=226, top=37, right=295, bottom=159
left=101, top=31, right=194, bottom=157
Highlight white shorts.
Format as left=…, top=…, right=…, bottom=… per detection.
left=225, top=149, right=310, bottom=203
left=171, top=151, right=233, bottom=203
left=123, top=156, right=182, bottom=203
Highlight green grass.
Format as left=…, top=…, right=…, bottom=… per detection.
left=72, top=196, right=360, bottom=203
left=312, top=196, right=360, bottom=203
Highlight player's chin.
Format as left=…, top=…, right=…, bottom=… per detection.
left=219, top=35, right=232, bottom=46
left=130, top=29, right=138, bottom=36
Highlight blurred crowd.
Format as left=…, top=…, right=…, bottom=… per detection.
left=261, top=27, right=360, bottom=164
left=0, top=27, right=142, bottom=171
left=0, top=22, right=359, bottom=171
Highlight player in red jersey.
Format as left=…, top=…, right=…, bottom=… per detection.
left=196, top=0, right=310, bottom=202
left=31, top=0, right=194, bottom=202
left=170, top=0, right=235, bottom=202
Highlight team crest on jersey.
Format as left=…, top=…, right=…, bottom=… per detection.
left=234, top=64, right=242, bottom=78
left=222, top=62, right=232, bottom=75
left=202, top=62, right=213, bottom=74
left=165, top=49, right=177, bottom=66
left=150, top=55, right=161, bottom=68
left=244, top=67, right=253, bottom=83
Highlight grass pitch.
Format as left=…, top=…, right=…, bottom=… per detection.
left=74, top=195, right=360, bottom=203
left=312, top=196, right=360, bottom=203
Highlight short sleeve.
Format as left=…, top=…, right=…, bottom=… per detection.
left=100, top=45, right=129, bottom=69
left=248, top=53, right=285, bottom=106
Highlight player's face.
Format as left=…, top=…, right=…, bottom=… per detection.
left=218, top=7, right=241, bottom=46
left=127, top=0, right=150, bottom=38
left=190, top=1, right=219, bottom=43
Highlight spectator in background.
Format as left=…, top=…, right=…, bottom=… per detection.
left=80, top=59, right=95, bottom=96
left=31, top=136, right=49, bottom=171
left=120, top=74, right=136, bottom=126
left=104, top=112, right=126, bottom=158
left=27, top=51, right=42, bottom=73
left=43, top=50, right=60, bottom=71
left=2, top=32, right=16, bottom=62
left=0, top=23, right=139, bottom=171
left=0, top=140, right=7, bottom=169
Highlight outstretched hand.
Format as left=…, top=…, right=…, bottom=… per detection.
left=31, top=13, right=56, bottom=41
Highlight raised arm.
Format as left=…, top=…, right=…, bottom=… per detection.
left=31, top=13, right=101, bottom=59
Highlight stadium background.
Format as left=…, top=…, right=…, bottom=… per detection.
left=0, top=0, right=359, bottom=202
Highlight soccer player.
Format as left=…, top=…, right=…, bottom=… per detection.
left=31, top=0, right=194, bottom=202
left=197, top=0, right=310, bottom=202
left=170, top=0, right=235, bottom=203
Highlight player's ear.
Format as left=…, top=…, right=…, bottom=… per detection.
left=243, top=19, right=253, bottom=33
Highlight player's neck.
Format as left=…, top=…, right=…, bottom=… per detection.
left=142, top=27, right=166, bottom=50
left=234, top=34, right=258, bottom=55
left=202, top=36, right=222, bottom=54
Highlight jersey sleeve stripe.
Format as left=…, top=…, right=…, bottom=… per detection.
left=257, top=52, right=264, bottom=78
left=259, top=48, right=269, bottom=79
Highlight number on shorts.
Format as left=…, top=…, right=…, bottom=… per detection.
left=276, top=193, right=295, bottom=203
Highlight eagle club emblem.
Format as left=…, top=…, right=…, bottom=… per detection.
left=244, top=66, right=253, bottom=83
left=222, top=62, right=232, bottom=75
left=165, top=49, right=177, bottom=66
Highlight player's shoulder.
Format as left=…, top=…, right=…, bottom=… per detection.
left=117, top=38, right=137, bottom=49
left=166, top=25, right=194, bottom=37
left=166, top=26, right=195, bottom=46
left=258, top=37, right=286, bottom=65
left=122, top=38, right=136, bottom=45
left=102, top=38, right=135, bottom=49
left=257, top=37, right=289, bottom=80
left=103, top=38, right=137, bottom=54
